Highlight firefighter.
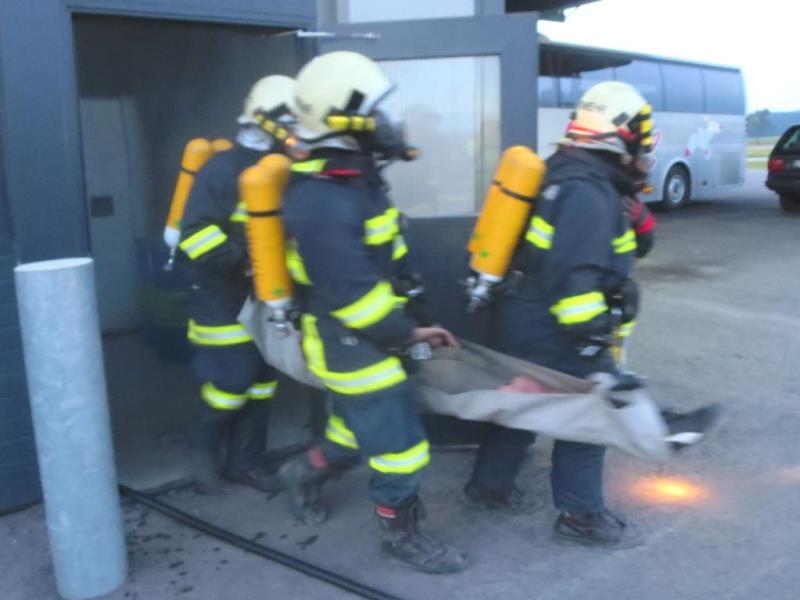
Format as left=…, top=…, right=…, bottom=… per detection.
left=277, top=51, right=468, bottom=574
left=178, top=75, right=295, bottom=493
left=465, top=81, right=717, bottom=546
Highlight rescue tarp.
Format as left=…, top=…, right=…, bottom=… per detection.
left=239, top=299, right=671, bottom=461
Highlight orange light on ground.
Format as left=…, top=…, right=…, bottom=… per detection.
left=630, top=476, right=710, bottom=505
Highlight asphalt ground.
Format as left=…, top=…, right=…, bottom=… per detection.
left=3, top=169, right=799, bottom=600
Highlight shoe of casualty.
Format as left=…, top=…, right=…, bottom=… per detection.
left=553, top=509, right=644, bottom=549
left=661, top=403, right=722, bottom=450
left=463, top=481, right=545, bottom=515
left=223, top=462, right=283, bottom=493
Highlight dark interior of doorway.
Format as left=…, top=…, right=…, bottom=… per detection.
left=72, top=14, right=317, bottom=490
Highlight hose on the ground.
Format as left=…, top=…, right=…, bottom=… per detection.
left=119, top=485, right=409, bottom=600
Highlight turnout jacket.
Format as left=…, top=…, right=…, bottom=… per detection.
left=178, top=144, right=268, bottom=340
left=511, top=146, right=637, bottom=346
left=282, top=149, right=416, bottom=395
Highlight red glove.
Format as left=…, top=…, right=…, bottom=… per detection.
left=623, top=196, right=656, bottom=258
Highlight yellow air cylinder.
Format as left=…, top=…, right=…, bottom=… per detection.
left=211, top=138, right=233, bottom=154
left=241, top=154, right=293, bottom=306
left=469, top=146, right=547, bottom=280
left=164, top=138, right=214, bottom=249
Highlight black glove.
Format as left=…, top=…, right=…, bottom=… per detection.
left=608, top=278, right=639, bottom=324
left=393, top=274, right=434, bottom=326
left=622, top=196, right=656, bottom=258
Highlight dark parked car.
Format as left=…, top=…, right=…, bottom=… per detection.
left=766, top=125, right=800, bottom=212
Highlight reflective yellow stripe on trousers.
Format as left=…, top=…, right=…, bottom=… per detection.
left=187, top=320, right=253, bottom=346
left=301, top=315, right=407, bottom=395
left=247, top=380, right=277, bottom=400
left=369, top=440, right=430, bottom=475
left=326, top=415, right=359, bottom=449
left=550, top=291, right=608, bottom=325
left=202, top=382, right=247, bottom=410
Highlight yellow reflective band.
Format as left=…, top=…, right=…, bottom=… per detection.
left=317, top=356, right=407, bottom=395
left=331, top=281, right=400, bottom=330
left=301, top=315, right=407, bottom=394
left=392, top=235, right=409, bottom=261
left=525, top=215, right=554, bottom=250
left=247, top=380, right=277, bottom=400
left=179, top=225, right=228, bottom=260
left=617, top=320, right=636, bottom=338
left=325, top=415, right=359, bottom=449
left=187, top=320, right=253, bottom=346
left=286, top=242, right=312, bottom=285
left=230, top=201, right=248, bottom=223
left=369, top=440, right=430, bottom=475
left=550, top=291, right=608, bottom=325
left=291, top=159, right=327, bottom=173
left=640, top=120, right=653, bottom=134
left=364, top=208, right=399, bottom=246
left=613, top=230, right=637, bottom=254
left=202, top=382, right=247, bottom=410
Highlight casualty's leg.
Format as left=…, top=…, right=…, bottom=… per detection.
left=550, top=440, right=643, bottom=548
left=465, top=424, right=544, bottom=514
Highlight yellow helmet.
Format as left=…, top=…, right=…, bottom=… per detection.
left=292, top=51, right=394, bottom=139
left=237, top=75, right=295, bottom=141
left=562, top=81, right=657, bottom=158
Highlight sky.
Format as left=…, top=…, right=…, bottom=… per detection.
left=538, top=0, right=799, bottom=113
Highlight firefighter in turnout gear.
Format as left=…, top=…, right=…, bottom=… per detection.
left=466, top=82, right=660, bottom=546
left=178, top=75, right=295, bottom=493
left=277, top=51, right=468, bottom=574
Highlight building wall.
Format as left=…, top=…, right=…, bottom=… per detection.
left=0, top=0, right=314, bottom=512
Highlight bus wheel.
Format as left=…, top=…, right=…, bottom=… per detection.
left=779, top=195, right=800, bottom=213
left=660, top=165, right=690, bottom=211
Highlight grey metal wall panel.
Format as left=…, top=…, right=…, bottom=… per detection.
left=0, top=1, right=88, bottom=262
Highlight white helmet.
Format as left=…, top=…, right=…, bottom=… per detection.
left=562, top=81, right=657, bottom=160
left=237, top=75, right=295, bottom=141
left=292, top=51, right=394, bottom=140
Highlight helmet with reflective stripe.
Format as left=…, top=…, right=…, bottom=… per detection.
left=292, top=51, right=394, bottom=140
left=238, top=75, right=296, bottom=127
left=562, top=81, right=657, bottom=160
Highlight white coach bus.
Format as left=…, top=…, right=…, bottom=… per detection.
left=537, top=40, right=747, bottom=209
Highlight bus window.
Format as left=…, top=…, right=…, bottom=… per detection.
left=702, top=68, right=745, bottom=115
left=662, top=64, right=704, bottom=113
left=559, top=67, right=614, bottom=108
left=614, top=60, right=664, bottom=110
left=538, top=75, right=559, bottom=108
left=540, top=45, right=622, bottom=108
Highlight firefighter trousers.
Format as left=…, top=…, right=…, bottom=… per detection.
left=189, top=340, right=278, bottom=473
left=319, top=379, right=430, bottom=508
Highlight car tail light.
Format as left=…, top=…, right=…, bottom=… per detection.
left=768, top=157, right=785, bottom=172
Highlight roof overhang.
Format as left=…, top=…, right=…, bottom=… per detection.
left=505, top=0, right=600, bottom=21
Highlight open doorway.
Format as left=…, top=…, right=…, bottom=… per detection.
left=72, top=14, right=313, bottom=489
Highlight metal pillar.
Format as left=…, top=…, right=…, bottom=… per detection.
left=14, top=258, right=126, bottom=600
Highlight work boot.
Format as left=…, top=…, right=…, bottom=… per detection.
left=186, top=407, right=231, bottom=495
left=277, top=448, right=333, bottom=525
left=377, top=497, right=469, bottom=574
left=463, top=481, right=545, bottom=515
left=553, top=509, right=644, bottom=549
left=223, top=463, right=283, bottom=493
left=661, top=403, right=722, bottom=450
